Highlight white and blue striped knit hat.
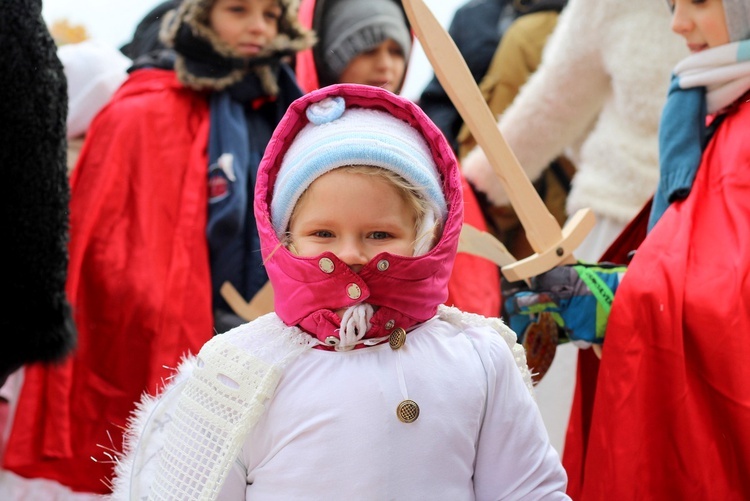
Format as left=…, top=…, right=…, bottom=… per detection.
left=271, top=95, right=448, bottom=250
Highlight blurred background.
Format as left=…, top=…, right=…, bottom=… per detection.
left=41, top=0, right=464, bottom=101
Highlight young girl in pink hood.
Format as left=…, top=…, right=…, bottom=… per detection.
left=111, top=83, right=569, bottom=499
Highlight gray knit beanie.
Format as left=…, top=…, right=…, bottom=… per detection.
left=723, top=0, right=750, bottom=42
left=321, top=0, right=411, bottom=81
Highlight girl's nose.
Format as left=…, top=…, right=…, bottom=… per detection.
left=337, top=239, right=368, bottom=271
left=375, top=48, right=395, bottom=69
left=670, top=3, right=692, bottom=36
left=246, top=12, right=267, bottom=34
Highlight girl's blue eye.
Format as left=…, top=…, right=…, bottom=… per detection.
left=370, top=231, right=390, bottom=240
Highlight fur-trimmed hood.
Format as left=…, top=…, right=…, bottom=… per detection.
left=159, top=0, right=315, bottom=94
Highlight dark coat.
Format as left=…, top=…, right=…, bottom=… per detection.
left=0, top=0, right=76, bottom=384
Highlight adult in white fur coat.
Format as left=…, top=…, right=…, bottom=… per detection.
left=461, top=0, right=687, bottom=460
left=462, top=0, right=687, bottom=262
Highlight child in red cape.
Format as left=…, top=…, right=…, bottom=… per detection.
left=505, top=0, right=750, bottom=497
left=2, top=0, right=314, bottom=495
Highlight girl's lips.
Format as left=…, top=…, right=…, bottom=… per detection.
left=237, top=44, right=263, bottom=56
left=688, top=43, right=708, bottom=53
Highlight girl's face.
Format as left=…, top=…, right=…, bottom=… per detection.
left=209, top=0, right=282, bottom=57
left=339, top=39, right=406, bottom=94
left=668, top=0, right=730, bottom=52
left=288, top=169, right=418, bottom=272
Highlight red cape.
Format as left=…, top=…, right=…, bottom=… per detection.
left=3, top=70, right=214, bottom=493
left=447, top=177, right=501, bottom=317
left=562, top=199, right=649, bottom=499
left=566, top=101, right=750, bottom=498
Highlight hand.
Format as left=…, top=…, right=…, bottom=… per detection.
left=501, top=262, right=627, bottom=348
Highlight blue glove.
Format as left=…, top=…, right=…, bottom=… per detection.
left=501, top=262, right=627, bottom=348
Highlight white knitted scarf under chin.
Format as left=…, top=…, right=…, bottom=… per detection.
left=674, top=39, right=750, bottom=114
left=337, top=302, right=375, bottom=350
left=649, top=39, right=750, bottom=230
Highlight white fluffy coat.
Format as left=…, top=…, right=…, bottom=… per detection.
left=462, top=0, right=688, bottom=225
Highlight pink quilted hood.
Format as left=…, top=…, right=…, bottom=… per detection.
left=254, top=84, right=463, bottom=346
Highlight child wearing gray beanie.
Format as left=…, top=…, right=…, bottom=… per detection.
left=315, top=0, right=411, bottom=87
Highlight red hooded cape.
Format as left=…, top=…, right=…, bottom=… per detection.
left=2, top=70, right=214, bottom=493
left=565, top=99, right=750, bottom=499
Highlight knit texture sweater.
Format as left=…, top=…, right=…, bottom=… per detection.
left=462, top=0, right=687, bottom=225
left=0, top=0, right=76, bottom=381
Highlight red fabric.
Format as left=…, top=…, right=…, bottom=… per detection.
left=562, top=198, right=650, bottom=499
left=446, top=176, right=501, bottom=316
left=2, top=70, right=214, bottom=493
left=571, top=101, right=750, bottom=498
left=296, top=0, right=320, bottom=94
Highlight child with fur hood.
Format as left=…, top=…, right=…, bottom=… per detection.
left=111, top=84, right=569, bottom=500
left=1, top=0, right=314, bottom=495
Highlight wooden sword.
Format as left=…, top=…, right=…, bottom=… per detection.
left=404, top=0, right=595, bottom=281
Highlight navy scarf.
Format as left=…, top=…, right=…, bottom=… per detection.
left=206, top=66, right=303, bottom=321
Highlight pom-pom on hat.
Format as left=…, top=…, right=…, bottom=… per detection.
left=271, top=95, right=448, bottom=248
left=255, top=84, right=463, bottom=345
left=321, top=0, right=411, bottom=81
